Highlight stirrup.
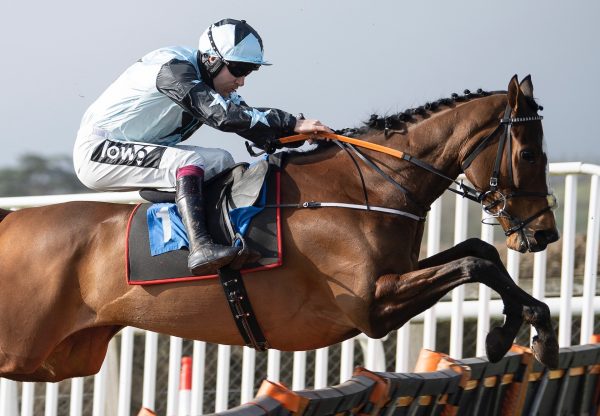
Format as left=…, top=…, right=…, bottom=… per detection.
left=188, top=244, right=240, bottom=275
left=229, top=233, right=260, bottom=270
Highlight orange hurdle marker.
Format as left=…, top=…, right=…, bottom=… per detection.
left=178, top=356, right=193, bottom=416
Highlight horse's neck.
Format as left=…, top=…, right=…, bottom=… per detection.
left=284, top=94, right=506, bottom=211
left=379, top=95, right=507, bottom=208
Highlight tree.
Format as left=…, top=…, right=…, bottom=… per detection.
left=0, top=154, right=90, bottom=197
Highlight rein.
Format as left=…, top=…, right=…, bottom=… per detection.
left=279, top=132, right=482, bottom=203
left=272, top=105, right=553, bottom=236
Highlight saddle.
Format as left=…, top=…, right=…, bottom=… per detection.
left=128, top=159, right=282, bottom=284
left=142, top=161, right=266, bottom=242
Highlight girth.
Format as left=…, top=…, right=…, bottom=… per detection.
left=139, top=161, right=272, bottom=351
left=219, top=267, right=269, bottom=351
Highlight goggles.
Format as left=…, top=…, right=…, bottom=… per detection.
left=205, top=22, right=264, bottom=78
left=226, top=61, right=260, bottom=78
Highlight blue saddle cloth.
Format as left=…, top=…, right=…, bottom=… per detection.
left=127, top=158, right=281, bottom=284
left=146, top=182, right=267, bottom=256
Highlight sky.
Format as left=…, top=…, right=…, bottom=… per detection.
left=1, top=0, right=599, bottom=168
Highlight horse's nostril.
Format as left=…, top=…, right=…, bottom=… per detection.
left=534, top=229, right=560, bottom=247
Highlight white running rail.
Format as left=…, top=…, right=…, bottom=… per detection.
left=0, top=162, right=598, bottom=416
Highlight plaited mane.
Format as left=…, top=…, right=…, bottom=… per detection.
left=334, top=89, right=542, bottom=138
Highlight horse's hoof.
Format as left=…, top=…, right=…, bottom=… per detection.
left=485, top=327, right=512, bottom=362
left=531, top=335, right=559, bottom=369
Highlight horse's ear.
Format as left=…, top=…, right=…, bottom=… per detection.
left=507, top=74, right=521, bottom=110
left=520, top=75, right=534, bottom=99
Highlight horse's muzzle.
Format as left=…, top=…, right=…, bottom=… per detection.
left=509, top=227, right=560, bottom=253
left=531, top=228, right=560, bottom=252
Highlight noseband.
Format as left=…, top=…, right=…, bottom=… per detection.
left=460, top=104, right=555, bottom=236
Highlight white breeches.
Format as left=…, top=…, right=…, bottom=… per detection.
left=73, top=133, right=235, bottom=191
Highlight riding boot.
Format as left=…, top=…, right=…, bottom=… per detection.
left=176, top=173, right=240, bottom=275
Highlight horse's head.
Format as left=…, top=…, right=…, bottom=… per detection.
left=462, top=75, right=559, bottom=253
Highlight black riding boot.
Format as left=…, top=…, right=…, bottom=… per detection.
left=176, top=174, right=240, bottom=275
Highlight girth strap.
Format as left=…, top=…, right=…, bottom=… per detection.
left=218, top=267, right=269, bottom=351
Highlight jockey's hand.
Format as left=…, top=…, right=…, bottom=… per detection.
left=294, top=119, right=333, bottom=143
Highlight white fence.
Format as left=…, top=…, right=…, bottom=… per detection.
left=0, top=162, right=599, bottom=416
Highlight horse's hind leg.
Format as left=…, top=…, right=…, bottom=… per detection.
left=418, top=238, right=558, bottom=367
left=0, top=326, right=120, bottom=382
left=40, top=326, right=121, bottom=382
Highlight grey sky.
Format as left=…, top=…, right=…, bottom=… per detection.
left=1, top=0, right=598, bottom=167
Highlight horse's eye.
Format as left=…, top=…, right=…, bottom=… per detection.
left=520, top=150, right=536, bottom=163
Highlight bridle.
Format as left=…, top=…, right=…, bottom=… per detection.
left=270, top=103, right=555, bottom=237
left=459, top=104, right=556, bottom=236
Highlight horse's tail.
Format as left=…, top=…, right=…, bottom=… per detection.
left=0, top=208, right=12, bottom=223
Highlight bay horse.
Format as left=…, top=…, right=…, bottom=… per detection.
left=0, top=75, right=559, bottom=382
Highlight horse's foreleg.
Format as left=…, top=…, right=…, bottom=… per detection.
left=470, top=260, right=558, bottom=367
left=373, top=253, right=558, bottom=367
left=417, top=238, right=525, bottom=359
left=417, top=238, right=558, bottom=367
left=371, top=261, right=473, bottom=336
left=418, top=238, right=505, bottom=269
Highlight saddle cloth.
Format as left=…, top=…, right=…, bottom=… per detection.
left=126, top=159, right=282, bottom=284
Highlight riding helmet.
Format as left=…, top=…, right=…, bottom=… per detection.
left=198, top=19, right=271, bottom=66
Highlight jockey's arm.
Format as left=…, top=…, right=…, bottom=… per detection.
left=156, top=58, right=298, bottom=146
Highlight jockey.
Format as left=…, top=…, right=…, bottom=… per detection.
left=74, top=18, right=332, bottom=275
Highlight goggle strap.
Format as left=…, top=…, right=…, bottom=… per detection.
left=207, top=25, right=228, bottom=64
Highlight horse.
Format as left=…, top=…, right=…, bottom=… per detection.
left=0, top=75, right=559, bottom=382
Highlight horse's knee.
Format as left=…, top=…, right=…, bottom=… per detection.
left=460, top=238, right=501, bottom=263
left=458, top=256, right=496, bottom=282
left=503, top=302, right=523, bottom=319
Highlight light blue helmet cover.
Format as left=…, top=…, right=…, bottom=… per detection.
left=199, top=19, right=271, bottom=65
